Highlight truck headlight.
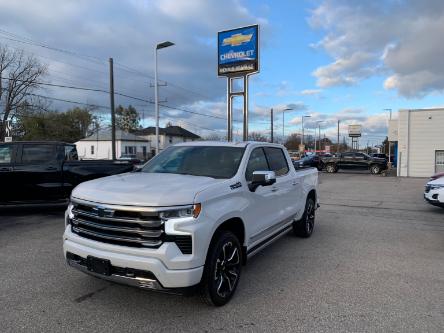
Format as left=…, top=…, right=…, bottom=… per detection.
left=66, top=202, right=75, bottom=226
left=430, top=184, right=444, bottom=190
left=160, top=204, right=201, bottom=220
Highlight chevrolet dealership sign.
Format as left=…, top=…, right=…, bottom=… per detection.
left=218, top=25, right=259, bottom=76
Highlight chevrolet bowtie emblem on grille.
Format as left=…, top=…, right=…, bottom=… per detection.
left=222, top=33, right=253, bottom=47
left=93, top=206, right=114, bottom=218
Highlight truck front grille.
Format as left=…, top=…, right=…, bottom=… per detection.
left=70, top=201, right=164, bottom=248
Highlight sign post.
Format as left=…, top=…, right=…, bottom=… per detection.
left=218, top=25, right=259, bottom=141
left=348, top=124, right=362, bottom=151
left=3, top=120, right=12, bottom=142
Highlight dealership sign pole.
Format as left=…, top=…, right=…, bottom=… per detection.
left=218, top=25, right=259, bottom=141
left=348, top=124, right=362, bottom=151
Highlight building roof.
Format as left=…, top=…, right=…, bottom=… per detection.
left=78, top=129, right=148, bottom=142
left=134, top=126, right=200, bottom=139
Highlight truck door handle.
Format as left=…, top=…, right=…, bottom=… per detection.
left=0, top=167, right=12, bottom=172
left=46, top=166, right=57, bottom=171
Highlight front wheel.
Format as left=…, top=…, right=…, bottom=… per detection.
left=200, top=231, right=242, bottom=306
left=293, top=197, right=316, bottom=238
left=325, top=163, right=337, bottom=173
left=370, top=164, right=381, bottom=174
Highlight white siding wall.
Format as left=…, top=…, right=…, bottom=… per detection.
left=397, top=109, right=444, bottom=177
left=75, top=140, right=151, bottom=160
left=141, top=134, right=196, bottom=151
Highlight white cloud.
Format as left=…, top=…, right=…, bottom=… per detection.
left=0, top=0, right=268, bottom=127
left=300, top=89, right=322, bottom=96
left=309, top=0, right=444, bottom=97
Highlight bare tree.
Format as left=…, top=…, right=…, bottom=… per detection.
left=0, top=44, right=47, bottom=140
left=248, top=131, right=268, bottom=142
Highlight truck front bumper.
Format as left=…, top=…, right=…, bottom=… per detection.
left=63, top=236, right=204, bottom=290
left=424, top=191, right=444, bottom=208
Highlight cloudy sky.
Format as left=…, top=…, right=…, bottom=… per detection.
left=0, top=0, right=443, bottom=145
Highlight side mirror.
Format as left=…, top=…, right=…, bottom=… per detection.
left=249, top=171, right=276, bottom=192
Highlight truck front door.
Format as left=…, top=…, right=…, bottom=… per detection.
left=244, top=147, right=283, bottom=246
left=14, top=144, right=63, bottom=201
left=0, top=144, right=17, bottom=202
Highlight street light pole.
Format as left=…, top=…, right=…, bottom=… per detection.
left=384, top=108, right=392, bottom=163
left=301, top=115, right=311, bottom=148
left=281, top=107, right=293, bottom=144
left=315, top=121, right=323, bottom=152
left=154, top=41, right=174, bottom=155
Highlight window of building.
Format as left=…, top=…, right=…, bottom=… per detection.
left=91, top=145, right=94, bottom=155
left=169, top=136, right=173, bottom=144
left=436, top=150, right=444, bottom=173
left=125, top=146, right=136, bottom=155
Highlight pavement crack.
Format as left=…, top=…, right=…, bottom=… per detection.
left=74, top=286, right=108, bottom=303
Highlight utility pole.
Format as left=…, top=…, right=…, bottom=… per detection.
left=109, top=58, right=116, bottom=160
left=270, top=108, right=274, bottom=143
left=337, top=119, right=340, bottom=153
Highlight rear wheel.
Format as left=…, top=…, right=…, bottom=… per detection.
left=200, top=231, right=242, bottom=306
left=370, top=164, right=381, bottom=174
left=325, top=163, right=337, bottom=173
left=293, top=197, right=316, bottom=238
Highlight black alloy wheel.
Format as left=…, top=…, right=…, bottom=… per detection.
left=200, top=231, right=242, bottom=306
left=326, top=163, right=336, bottom=173
left=294, top=197, right=316, bottom=238
left=370, top=164, right=381, bottom=174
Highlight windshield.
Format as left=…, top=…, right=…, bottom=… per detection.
left=142, top=146, right=245, bottom=179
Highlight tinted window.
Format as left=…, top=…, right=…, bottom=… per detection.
left=64, top=145, right=78, bottom=161
left=342, top=152, right=354, bottom=158
left=22, top=145, right=54, bottom=164
left=142, top=146, right=244, bottom=179
left=264, top=147, right=289, bottom=176
left=0, top=146, right=12, bottom=164
left=245, top=148, right=269, bottom=181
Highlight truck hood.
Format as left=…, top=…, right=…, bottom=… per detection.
left=71, top=172, right=224, bottom=206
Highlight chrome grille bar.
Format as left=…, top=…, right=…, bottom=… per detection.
left=72, top=226, right=163, bottom=247
left=72, top=218, right=163, bottom=238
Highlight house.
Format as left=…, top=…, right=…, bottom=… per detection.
left=134, top=125, right=200, bottom=154
left=75, top=129, right=151, bottom=160
left=389, top=108, right=444, bottom=177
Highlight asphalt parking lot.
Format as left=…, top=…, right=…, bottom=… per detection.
left=1, top=172, right=443, bottom=332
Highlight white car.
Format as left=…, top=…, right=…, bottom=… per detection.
left=63, top=142, right=319, bottom=306
left=424, top=177, right=444, bottom=208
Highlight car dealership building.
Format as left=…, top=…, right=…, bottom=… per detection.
left=389, top=108, right=444, bottom=177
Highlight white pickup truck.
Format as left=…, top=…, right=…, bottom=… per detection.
left=63, top=142, right=319, bottom=306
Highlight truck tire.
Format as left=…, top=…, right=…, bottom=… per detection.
left=370, top=164, right=381, bottom=174
left=325, top=163, right=337, bottom=173
left=200, top=231, right=242, bottom=306
left=293, top=197, right=315, bottom=238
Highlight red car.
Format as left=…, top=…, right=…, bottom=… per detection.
left=430, top=172, right=444, bottom=181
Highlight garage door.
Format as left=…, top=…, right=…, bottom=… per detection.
left=436, top=151, right=444, bottom=173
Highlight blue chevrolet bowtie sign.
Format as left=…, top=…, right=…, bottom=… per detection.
left=218, top=25, right=259, bottom=76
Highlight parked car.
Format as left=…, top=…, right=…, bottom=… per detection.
left=370, top=153, right=388, bottom=160
left=64, top=142, right=319, bottom=306
left=118, top=154, right=144, bottom=165
left=0, top=141, right=134, bottom=204
left=424, top=177, right=444, bottom=208
left=294, top=154, right=323, bottom=170
left=429, top=172, right=444, bottom=181
left=321, top=152, right=388, bottom=174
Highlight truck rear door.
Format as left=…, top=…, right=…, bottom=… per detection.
left=14, top=143, right=63, bottom=201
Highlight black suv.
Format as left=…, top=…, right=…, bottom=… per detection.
left=321, top=152, right=388, bottom=174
